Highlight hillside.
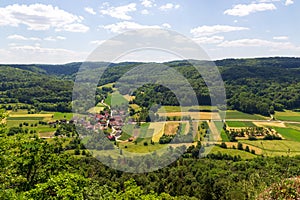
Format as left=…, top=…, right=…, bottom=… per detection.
left=1, top=57, right=300, bottom=115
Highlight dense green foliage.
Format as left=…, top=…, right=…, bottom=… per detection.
left=0, top=67, right=72, bottom=112
left=2, top=57, right=300, bottom=115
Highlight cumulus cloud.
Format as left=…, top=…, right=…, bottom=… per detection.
left=0, top=4, right=89, bottom=32
left=285, top=0, right=294, bottom=6
left=159, top=3, right=180, bottom=11
left=84, top=7, right=96, bottom=15
left=101, top=21, right=168, bottom=33
left=224, top=3, right=276, bottom=16
left=218, top=38, right=297, bottom=50
left=7, top=34, right=41, bottom=41
left=273, top=36, right=289, bottom=40
left=141, top=0, right=156, bottom=8
left=56, top=23, right=89, bottom=33
left=100, top=3, right=137, bottom=20
left=190, top=25, right=249, bottom=37
left=193, top=36, right=225, bottom=44
left=141, top=9, right=150, bottom=15
left=4, top=45, right=88, bottom=64
left=44, top=36, right=66, bottom=41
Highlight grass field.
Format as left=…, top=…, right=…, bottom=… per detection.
left=225, top=110, right=266, bottom=120
left=275, top=110, right=300, bottom=122
left=158, top=112, right=221, bottom=120
left=158, top=106, right=217, bottom=113
left=274, top=127, right=300, bottom=142
left=226, top=121, right=256, bottom=127
left=7, top=116, right=44, bottom=121
left=243, top=140, right=300, bottom=154
left=209, top=146, right=257, bottom=159
left=105, top=92, right=128, bottom=106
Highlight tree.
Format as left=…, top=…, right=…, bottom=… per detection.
left=237, top=142, right=243, bottom=150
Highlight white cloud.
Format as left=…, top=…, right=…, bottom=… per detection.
left=193, top=36, right=225, bottom=44
left=162, top=23, right=171, bottom=29
left=101, top=21, right=165, bottom=33
left=159, top=3, right=180, bottom=11
left=44, top=36, right=66, bottom=41
left=285, top=0, right=294, bottom=6
left=4, top=45, right=88, bottom=64
left=224, top=3, right=276, bottom=17
left=100, top=3, right=137, bottom=20
left=190, top=25, right=249, bottom=37
left=84, top=7, right=96, bottom=15
left=218, top=38, right=297, bottom=50
left=273, top=36, right=289, bottom=40
left=141, top=9, right=150, bottom=15
left=0, top=4, right=89, bottom=32
left=257, top=0, right=280, bottom=2
left=7, top=34, right=41, bottom=41
left=56, top=23, right=89, bottom=33
left=90, top=40, right=105, bottom=45
left=141, top=0, right=156, bottom=8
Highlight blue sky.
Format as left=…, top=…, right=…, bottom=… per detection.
left=0, top=0, right=299, bottom=63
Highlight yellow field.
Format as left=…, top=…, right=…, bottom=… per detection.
left=158, top=112, right=221, bottom=120
left=123, top=94, right=135, bottom=101
left=164, top=122, right=179, bottom=135
left=253, top=121, right=286, bottom=128
left=88, top=106, right=104, bottom=114
left=150, top=122, right=165, bottom=142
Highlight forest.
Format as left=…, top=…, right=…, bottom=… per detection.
left=2, top=57, right=300, bottom=116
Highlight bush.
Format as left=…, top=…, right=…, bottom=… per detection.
left=238, top=142, right=243, bottom=150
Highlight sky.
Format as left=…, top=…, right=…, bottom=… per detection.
left=0, top=0, right=299, bottom=64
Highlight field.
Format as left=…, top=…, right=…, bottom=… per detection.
left=209, top=146, right=257, bottom=159
left=274, top=127, right=300, bottom=142
left=225, top=110, right=266, bottom=120
left=254, top=121, right=286, bottom=128
left=164, top=122, right=179, bottom=135
left=105, top=92, right=128, bottom=106
left=158, top=106, right=217, bottom=113
left=275, top=110, right=300, bottom=122
left=6, top=110, right=73, bottom=134
left=243, top=140, right=300, bottom=156
left=226, top=121, right=256, bottom=127
left=158, top=111, right=221, bottom=120
left=150, top=122, right=165, bottom=142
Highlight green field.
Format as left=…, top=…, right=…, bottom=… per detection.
left=225, top=111, right=265, bottom=120
left=158, top=106, right=217, bottom=113
left=226, top=121, right=256, bottom=127
left=105, top=92, right=128, bottom=106
left=274, top=127, right=300, bottom=142
left=275, top=110, right=300, bottom=122
left=209, top=146, right=257, bottom=159
left=243, top=140, right=300, bottom=155
left=7, top=116, right=44, bottom=121
left=52, top=112, right=73, bottom=120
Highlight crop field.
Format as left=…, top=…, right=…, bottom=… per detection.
left=225, top=110, right=266, bottom=120
left=209, top=146, right=257, bottom=159
left=243, top=140, right=300, bottom=154
left=274, top=127, right=300, bottom=142
left=105, top=92, right=128, bottom=106
left=275, top=110, right=300, bottom=122
left=158, top=106, right=217, bottom=113
left=226, top=121, right=256, bottom=127
left=158, top=112, right=221, bottom=120
left=150, top=122, right=165, bottom=142
left=254, top=121, right=286, bottom=128
left=164, top=122, right=179, bottom=135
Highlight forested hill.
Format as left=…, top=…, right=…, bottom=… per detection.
left=1, top=57, right=300, bottom=115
